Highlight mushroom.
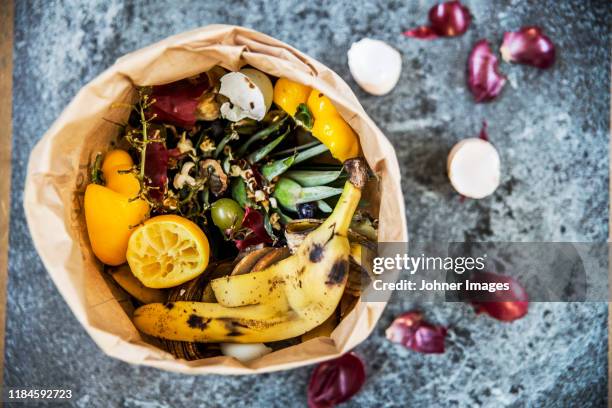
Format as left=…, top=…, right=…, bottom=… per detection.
left=220, top=343, right=272, bottom=363
left=200, top=159, right=228, bottom=196
left=173, top=162, right=197, bottom=190
left=447, top=138, right=501, bottom=199
left=347, top=38, right=402, bottom=96
left=177, top=132, right=196, bottom=156
left=218, top=71, right=268, bottom=122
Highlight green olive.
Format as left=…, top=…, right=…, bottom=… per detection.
left=211, top=198, right=245, bottom=231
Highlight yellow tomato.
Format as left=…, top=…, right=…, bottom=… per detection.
left=127, top=215, right=210, bottom=288
left=311, top=116, right=360, bottom=162
left=273, top=78, right=311, bottom=116
left=307, top=90, right=339, bottom=119
left=84, top=184, right=149, bottom=266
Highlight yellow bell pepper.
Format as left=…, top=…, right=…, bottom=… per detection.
left=273, top=78, right=311, bottom=116
left=307, top=89, right=360, bottom=162
left=311, top=116, right=360, bottom=163
left=85, top=150, right=149, bottom=265
left=307, top=90, right=338, bottom=120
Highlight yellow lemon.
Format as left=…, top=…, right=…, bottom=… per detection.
left=273, top=78, right=311, bottom=116
left=127, top=215, right=210, bottom=288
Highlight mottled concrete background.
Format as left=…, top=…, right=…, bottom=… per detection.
left=7, top=0, right=609, bottom=407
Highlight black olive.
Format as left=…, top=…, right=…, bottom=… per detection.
left=297, top=202, right=317, bottom=219
left=209, top=119, right=226, bottom=140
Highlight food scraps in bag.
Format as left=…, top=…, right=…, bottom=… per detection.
left=84, top=66, right=378, bottom=360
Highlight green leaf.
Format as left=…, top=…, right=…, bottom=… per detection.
left=230, top=178, right=255, bottom=209
left=317, top=200, right=333, bottom=213
left=262, top=143, right=328, bottom=181
left=262, top=155, right=296, bottom=181
left=285, top=169, right=343, bottom=187
left=236, top=115, right=289, bottom=157
left=214, top=131, right=238, bottom=158
left=294, top=103, right=313, bottom=130
left=293, top=143, right=329, bottom=165
left=246, top=128, right=289, bottom=164
left=297, top=185, right=343, bottom=204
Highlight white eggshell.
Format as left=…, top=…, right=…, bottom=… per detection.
left=347, top=38, right=402, bottom=96
left=220, top=343, right=273, bottom=363
left=219, top=72, right=267, bottom=121
left=240, top=68, right=274, bottom=112
left=447, top=138, right=501, bottom=199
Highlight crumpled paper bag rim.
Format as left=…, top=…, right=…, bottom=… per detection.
left=23, top=24, right=408, bottom=375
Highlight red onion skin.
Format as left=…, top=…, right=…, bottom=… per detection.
left=478, top=121, right=489, bottom=141
left=150, top=75, right=210, bottom=128
left=428, top=1, right=471, bottom=37
left=404, top=26, right=439, bottom=40
left=467, top=271, right=529, bottom=322
left=386, top=311, right=447, bottom=354
left=501, top=26, right=555, bottom=69
left=404, top=1, right=471, bottom=39
left=307, top=353, right=366, bottom=408
left=234, top=207, right=272, bottom=250
left=467, top=40, right=507, bottom=102
left=144, top=141, right=179, bottom=201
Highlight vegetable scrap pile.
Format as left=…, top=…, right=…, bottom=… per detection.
left=85, top=66, right=379, bottom=362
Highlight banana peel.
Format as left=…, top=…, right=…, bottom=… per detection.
left=133, top=158, right=368, bottom=343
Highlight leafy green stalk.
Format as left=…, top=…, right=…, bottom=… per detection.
left=246, top=128, right=289, bottom=164
left=269, top=140, right=320, bottom=158
left=273, top=177, right=343, bottom=212
left=262, top=143, right=329, bottom=181
left=284, top=169, right=343, bottom=187
left=214, top=130, right=238, bottom=158
left=236, top=115, right=289, bottom=157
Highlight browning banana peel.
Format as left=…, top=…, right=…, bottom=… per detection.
left=133, top=158, right=367, bottom=343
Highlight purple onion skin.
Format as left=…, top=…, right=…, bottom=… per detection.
left=307, top=353, right=366, bottom=408
left=428, top=1, right=471, bottom=37
left=386, top=311, right=447, bottom=354
left=468, top=39, right=507, bottom=103
left=404, top=1, right=471, bottom=39
left=501, top=26, right=556, bottom=69
left=468, top=271, right=529, bottom=322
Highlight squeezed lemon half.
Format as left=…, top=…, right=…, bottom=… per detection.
left=127, top=215, right=209, bottom=288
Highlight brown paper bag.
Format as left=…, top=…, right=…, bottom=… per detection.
left=23, top=25, right=407, bottom=374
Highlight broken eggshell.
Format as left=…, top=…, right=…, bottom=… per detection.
left=447, top=137, right=500, bottom=199
left=240, top=68, right=274, bottom=111
left=347, top=38, right=402, bottom=96
left=220, top=343, right=272, bottom=363
left=219, top=71, right=268, bottom=121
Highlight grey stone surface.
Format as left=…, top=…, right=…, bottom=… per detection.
left=6, top=0, right=609, bottom=407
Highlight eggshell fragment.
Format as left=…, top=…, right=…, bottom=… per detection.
left=220, top=343, right=273, bottom=363
left=347, top=38, right=402, bottom=96
left=447, top=138, right=500, bottom=199
left=240, top=68, right=273, bottom=111
left=219, top=72, right=267, bottom=121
